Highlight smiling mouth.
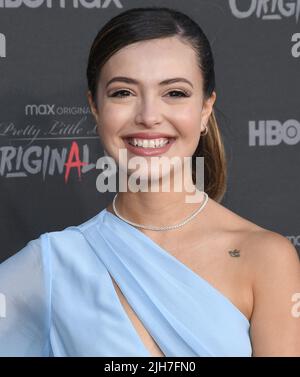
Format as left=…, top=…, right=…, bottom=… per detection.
left=124, top=137, right=175, bottom=149
left=122, top=136, right=176, bottom=156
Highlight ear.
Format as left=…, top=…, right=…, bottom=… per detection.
left=200, top=91, right=217, bottom=131
left=87, top=90, right=99, bottom=123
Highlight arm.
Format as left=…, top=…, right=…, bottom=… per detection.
left=0, top=234, right=51, bottom=356
left=249, top=231, right=300, bottom=356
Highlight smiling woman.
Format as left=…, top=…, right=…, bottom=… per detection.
left=86, top=8, right=226, bottom=200
left=0, top=6, right=300, bottom=357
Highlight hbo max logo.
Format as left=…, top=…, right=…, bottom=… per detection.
left=249, top=120, right=300, bottom=146
left=0, top=0, right=123, bottom=8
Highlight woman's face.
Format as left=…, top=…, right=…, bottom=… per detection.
left=88, top=36, right=216, bottom=185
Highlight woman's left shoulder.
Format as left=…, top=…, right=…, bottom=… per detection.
left=228, top=213, right=300, bottom=296
left=210, top=198, right=300, bottom=285
left=210, top=198, right=299, bottom=266
left=240, top=226, right=299, bottom=272
left=230, top=217, right=300, bottom=355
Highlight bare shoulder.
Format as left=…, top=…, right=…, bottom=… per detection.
left=217, top=212, right=300, bottom=355
left=208, top=199, right=300, bottom=356
left=207, top=197, right=299, bottom=262
left=240, top=227, right=300, bottom=296
left=207, top=197, right=300, bottom=293
left=242, top=227, right=300, bottom=266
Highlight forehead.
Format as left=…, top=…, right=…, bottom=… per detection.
left=100, top=37, right=202, bottom=86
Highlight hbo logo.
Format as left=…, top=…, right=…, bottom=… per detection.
left=249, top=120, right=300, bottom=146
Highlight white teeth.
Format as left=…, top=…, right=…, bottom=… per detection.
left=129, top=138, right=170, bottom=148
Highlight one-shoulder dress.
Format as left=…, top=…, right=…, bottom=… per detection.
left=0, top=207, right=252, bottom=356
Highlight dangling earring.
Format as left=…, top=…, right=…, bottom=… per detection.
left=200, top=125, right=208, bottom=136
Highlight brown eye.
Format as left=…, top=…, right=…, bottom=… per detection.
left=167, top=90, right=189, bottom=98
left=109, top=90, right=132, bottom=98
left=108, top=89, right=190, bottom=98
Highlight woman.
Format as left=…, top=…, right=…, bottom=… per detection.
left=0, top=7, right=299, bottom=357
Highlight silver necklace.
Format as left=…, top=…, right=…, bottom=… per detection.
left=112, top=191, right=209, bottom=231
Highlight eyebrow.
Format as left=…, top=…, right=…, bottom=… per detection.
left=105, top=76, right=194, bottom=89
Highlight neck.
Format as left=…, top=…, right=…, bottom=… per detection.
left=114, top=172, right=205, bottom=228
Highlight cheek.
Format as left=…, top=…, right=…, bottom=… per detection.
left=98, top=106, right=128, bottom=139
left=170, top=108, right=201, bottom=153
left=174, top=116, right=201, bottom=144
left=172, top=111, right=201, bottom=138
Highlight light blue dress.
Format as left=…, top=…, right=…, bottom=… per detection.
left=0, top=207, right=253, bottom=356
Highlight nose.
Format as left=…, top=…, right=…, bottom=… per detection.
left=134, top=95, right=163, bottom=128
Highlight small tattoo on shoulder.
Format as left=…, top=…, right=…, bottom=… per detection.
left=228, top=249, right=241, bottom=257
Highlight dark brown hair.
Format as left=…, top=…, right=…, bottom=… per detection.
left=87, top=6, right=227, bottom=202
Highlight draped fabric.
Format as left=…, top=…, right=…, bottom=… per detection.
left=0, top=207, right=252, bottom=356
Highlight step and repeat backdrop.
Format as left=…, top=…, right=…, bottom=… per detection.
left=0, top=0, right=299, bottom=262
